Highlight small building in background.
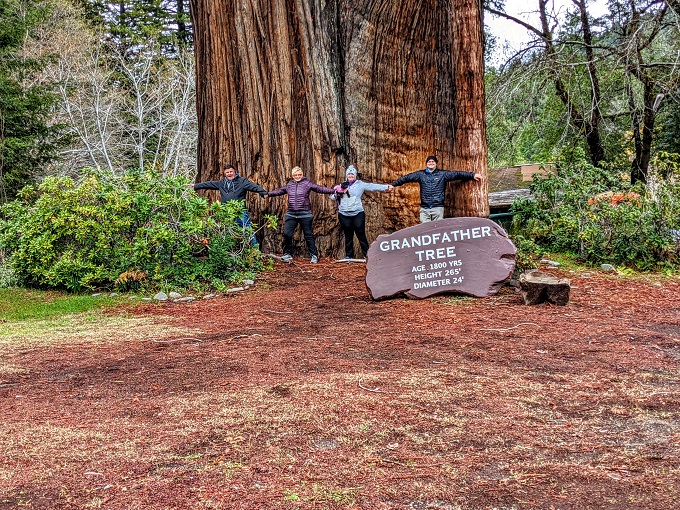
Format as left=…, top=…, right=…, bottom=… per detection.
left=488, top=163, right=556, bottom=225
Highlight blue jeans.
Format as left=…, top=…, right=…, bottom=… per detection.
left=236, top=211, right=258, bottom=247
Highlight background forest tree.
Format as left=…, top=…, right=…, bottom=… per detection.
left=0, top=0, right=67, bottom=202
left=24, top=0, right=197, bottom=180
left=485, top=0, right=680, bottom=184
left=72, top=0, right=192, bottom=51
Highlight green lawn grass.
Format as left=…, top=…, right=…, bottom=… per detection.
left=0, top=288, right=128, bottom=322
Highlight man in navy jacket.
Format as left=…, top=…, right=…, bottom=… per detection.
left=391, top=155, right=482, bottom=223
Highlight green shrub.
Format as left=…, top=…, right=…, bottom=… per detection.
left=0, top=249, right=20, bottom=288
left=509, top=233, right=544, bottom=272
left=509, top=158, right=680, bottom=271
left=0, top=168, right=268, bottom=292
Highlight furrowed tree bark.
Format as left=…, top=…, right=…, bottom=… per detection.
left=450, top=0, right=488, bottom=217
left=190, top=0, right=488, bottom=257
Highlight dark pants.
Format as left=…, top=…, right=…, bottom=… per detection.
left=283, top=212, right=317, bottom=257
left=338, top=211, right=369, bottom=258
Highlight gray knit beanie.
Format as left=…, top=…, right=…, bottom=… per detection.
left=345, top=165, right=358, bottom=179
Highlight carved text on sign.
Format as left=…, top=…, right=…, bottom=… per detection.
left=366, top=218, right=516, bottom=299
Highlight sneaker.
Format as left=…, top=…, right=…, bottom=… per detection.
left=281, top=254, right=292, bottom=262
left=310, top=255, right=318, bottom=264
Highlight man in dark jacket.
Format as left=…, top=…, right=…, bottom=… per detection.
left=391, top=155, right=482, bottom=223
left=194, top=164, right=267, bottom=246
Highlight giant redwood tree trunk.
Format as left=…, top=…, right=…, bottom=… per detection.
left=190, top=0, right=488, bottom=257
left=449, top=0, right=488, bottom=216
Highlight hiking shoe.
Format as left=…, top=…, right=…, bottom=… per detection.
left=281, top=254, right=292, bottom=262
left=310, top=255, right=318, bottom=264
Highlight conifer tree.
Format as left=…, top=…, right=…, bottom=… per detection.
left=0, top=0, right=64, bottom=202
left=72, top=0, right=192, bottom=54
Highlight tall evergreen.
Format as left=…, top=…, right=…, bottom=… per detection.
left=73, top=0, right=192, bottom=54
left=0, top=0, right=65, bottom=202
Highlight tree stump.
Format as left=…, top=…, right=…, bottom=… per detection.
left=519, top=270, right=570, bottom=306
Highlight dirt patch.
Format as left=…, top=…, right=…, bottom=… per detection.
left=1, top=261, right=679, bottom=509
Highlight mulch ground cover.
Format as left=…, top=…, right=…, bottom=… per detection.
left=1, top=260, right=679, bottom=509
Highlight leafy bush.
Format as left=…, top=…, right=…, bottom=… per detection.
left=0, top=248, right=20, bottom=288
left=0, top=168, right=269, bottom=292
left=509, top=158, right=680, bottom=271
left=508, top=233, right=544, bottom=273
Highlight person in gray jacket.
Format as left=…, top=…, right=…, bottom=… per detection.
left=332, top=165, right=393, bottom=259
left=193, top=164, right=267, bottom=246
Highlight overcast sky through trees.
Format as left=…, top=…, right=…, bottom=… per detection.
left=486, top=0, right=609, bottom=65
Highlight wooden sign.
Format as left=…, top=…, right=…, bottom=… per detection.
left=366, top=217, right=516, bottom=299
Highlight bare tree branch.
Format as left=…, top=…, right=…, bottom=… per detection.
left=485, top=7, right=547, bottom=40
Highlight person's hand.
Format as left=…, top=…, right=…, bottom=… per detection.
left=260, top=192, right=268, bottom=198
left=473, top=173, right=482, bottom=182
left=387, top=184, right=394, bottom=191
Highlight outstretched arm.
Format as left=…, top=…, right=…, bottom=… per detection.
left=243, top=179, right=267, bottom=195
left=309, top=182, right=335, bottom=194
left=266, top=186, right=288, bottom=197
left=441, top=170, right=477, bottom=182
left=391, top=171, right=421, bottom=187
left=363, top=182, right=390, bottom=192
left=193, top=180, right=221, bottom=191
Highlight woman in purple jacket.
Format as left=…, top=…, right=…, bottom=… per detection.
left=265, top=166, right=334, bottom=263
